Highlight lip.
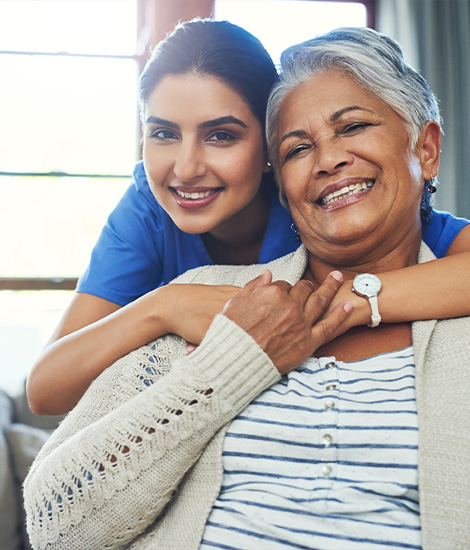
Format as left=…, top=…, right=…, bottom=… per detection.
left=170, top=186, right=223, bottom=210
left=317, top=177, right=375, bottom=211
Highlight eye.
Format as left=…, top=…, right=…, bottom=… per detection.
left=207, top=131, right=237, bottom=143
left=150, top=128, right=178, bottom=141
left=341, top=122, right=372, bottom=135
left=283, top=143, right=312, bottom=163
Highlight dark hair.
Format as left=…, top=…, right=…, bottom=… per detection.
left=139, top=18, right=279, bottom=131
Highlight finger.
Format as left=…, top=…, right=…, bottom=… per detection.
left=288, top=279, right=315, bottom=307
left=311, top=300, right=354, bottom=348
left=305, top=271, right=343, bottom=322
left=242, top=269, right=273, bottom=293
left=186, top=343, right=198, bottom=354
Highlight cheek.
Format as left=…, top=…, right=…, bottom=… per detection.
left=281, top=165, right=308, bottom=203
left=217, top=149, right=264, bottom=189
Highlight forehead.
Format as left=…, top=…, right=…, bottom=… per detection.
left=146, top=73, right=254, bottom=120
left=278, top=70, right=394, bottom=132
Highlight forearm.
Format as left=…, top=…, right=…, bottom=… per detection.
left=27, top=286, right=177, bottom=415
left=379, top=253, right=470, bottom=322
left=333, top=252, right=470, bottom=329
left=24, top=315, right=279, bottom=550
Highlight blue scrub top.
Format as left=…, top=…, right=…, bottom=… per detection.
left=78, top=161, right=469, bottom=306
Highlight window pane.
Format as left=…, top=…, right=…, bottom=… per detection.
left=0, top=175, right=131, bottom=278
left=215, top=0, right=367, bottom=65
left=0, top=0, right=137, bottom=55
left=0, top=55, right=138, bottom=175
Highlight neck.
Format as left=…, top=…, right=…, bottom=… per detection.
left=305, top=223, right=422, bottom=285
left=201, top=183, right=273, bottom=265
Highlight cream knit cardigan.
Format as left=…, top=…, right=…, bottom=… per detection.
left=24, top=243, right=470, bottom=550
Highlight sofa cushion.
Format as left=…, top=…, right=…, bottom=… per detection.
left=12, top=382, right=65, bottom=431
left=0, top=429, right=22, bottom=550
left=4, top=424, right=52, bottom=550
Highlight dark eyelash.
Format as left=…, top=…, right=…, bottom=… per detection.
left=284, top=144, right=310, bottom=161
left=208, top=131, right=236, bottom=141
left=343, top=122, right=372, bottom=133
left=151, top=129, right=177, bottom=140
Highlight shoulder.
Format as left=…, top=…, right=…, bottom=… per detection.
left=422, top=209, right=469, bottom=258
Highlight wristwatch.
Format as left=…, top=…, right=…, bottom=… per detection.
left=352, top=273, right=382, bottom=328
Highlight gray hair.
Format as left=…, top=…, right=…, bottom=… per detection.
left=267, top=27, right=441, bottom=187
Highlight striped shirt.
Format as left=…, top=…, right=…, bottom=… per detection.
left=200, top=346, right=421, bottom=550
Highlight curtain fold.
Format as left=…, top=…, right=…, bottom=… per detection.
left=378, top=0, right=470, bottom=218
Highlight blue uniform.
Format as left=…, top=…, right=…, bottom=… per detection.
left=78, top=161, right=469, bottom=306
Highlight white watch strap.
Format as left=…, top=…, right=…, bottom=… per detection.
left=368, top=295, right=381, bottom=328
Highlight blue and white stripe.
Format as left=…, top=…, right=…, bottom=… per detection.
left=200, top=346, right=421, bottom=550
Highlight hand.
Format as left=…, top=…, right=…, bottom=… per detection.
left=222, top=270, right=353, bottom=374
left=320, top=279, right=370, bottom=338
left=160, top=283, right=240, bottom=345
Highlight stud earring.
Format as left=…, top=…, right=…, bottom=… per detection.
left=266, top=161, right=272, bottom=167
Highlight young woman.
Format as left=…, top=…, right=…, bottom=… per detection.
left=26, top=18, right=470, bottom=416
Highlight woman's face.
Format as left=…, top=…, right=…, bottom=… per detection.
left=143, top=73, right=269, bottom=235
left=277, top=70, right=426, bottom=265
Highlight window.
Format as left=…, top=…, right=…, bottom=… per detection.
left=0, top=0, right=139, bottom=283
left=0, top=0, right=141, bottom=392
left=215, top=0, right=372, bottom=65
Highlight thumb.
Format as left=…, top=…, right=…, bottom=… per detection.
left=243, top=269, right=273, bottom=292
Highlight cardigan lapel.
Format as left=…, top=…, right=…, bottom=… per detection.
left=412, top=241, right=470, bottom=549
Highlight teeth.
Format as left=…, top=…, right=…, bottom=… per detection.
left=174, top=189, right=216, bottom=200
left=320, top=181, right=374, bottom=205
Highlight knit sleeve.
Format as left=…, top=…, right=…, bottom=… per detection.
left=23, top=314, right=280, bottom=550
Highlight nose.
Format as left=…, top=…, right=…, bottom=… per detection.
left=312, top=140, right=353, bottom=178
left=173, top=139, right=207, bottom=182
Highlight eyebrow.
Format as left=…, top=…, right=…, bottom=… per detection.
left=145, top=115, right=248, bottom=130
left=329, top=105, right=373, bottom=121
left=279, top=105, right=374, bottom=145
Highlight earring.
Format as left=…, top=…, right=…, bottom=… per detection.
left=266, top=161, right=272, bottom=167
left=426, top=175, right=437, bottom=194
left=291, top=223, right=301, bottom=243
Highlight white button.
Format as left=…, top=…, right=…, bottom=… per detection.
left=322, top=465, right=332, bottom=476
left=322, top=434, right=333, bottom=447
left=324, top=399, right=335, bottom=409
left=325, top=361, right=336, bottom=369
left=325, top=383, right=337, bottom=391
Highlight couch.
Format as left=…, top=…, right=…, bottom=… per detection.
left=0, top=384, right=64, bottom=550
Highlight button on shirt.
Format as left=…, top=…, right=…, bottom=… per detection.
left=201, top=346, right=421, bottom=550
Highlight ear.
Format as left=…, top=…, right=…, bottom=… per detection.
left=417, top=121, right=441, bottom=180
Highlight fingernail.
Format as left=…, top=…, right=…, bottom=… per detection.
left=186, top=344, right=197, bottom=354
left=331, top=271, right=343, bottom=282
left=343, top=301, right=354, bottom=313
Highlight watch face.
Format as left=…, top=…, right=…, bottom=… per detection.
left=353, top=273, right=382, bottom=297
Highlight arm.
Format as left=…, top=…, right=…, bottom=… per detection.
left=27, top=283, right=240, bottom=416
left=25, top=315, right=280, bottom=550
left=24, top=272, right=351, bottom=550
left=327, top=225, right=470, bottom=329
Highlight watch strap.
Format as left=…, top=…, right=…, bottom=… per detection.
left=368, top=295, right=381, bottom=328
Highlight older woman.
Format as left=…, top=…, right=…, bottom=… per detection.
left=24, top=28, right=469, bottom=550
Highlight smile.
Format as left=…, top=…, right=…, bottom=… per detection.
left=319, top=181, right=374, bottom=205
left=173, top=188, right=219, bottom=200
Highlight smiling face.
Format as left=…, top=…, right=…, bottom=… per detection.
left=142, top=73, right=270, bottom=236
left=277, top=70, right=435, bottom=268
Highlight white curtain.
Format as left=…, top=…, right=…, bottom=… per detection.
left=377, top=0, right=470, bottom=218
